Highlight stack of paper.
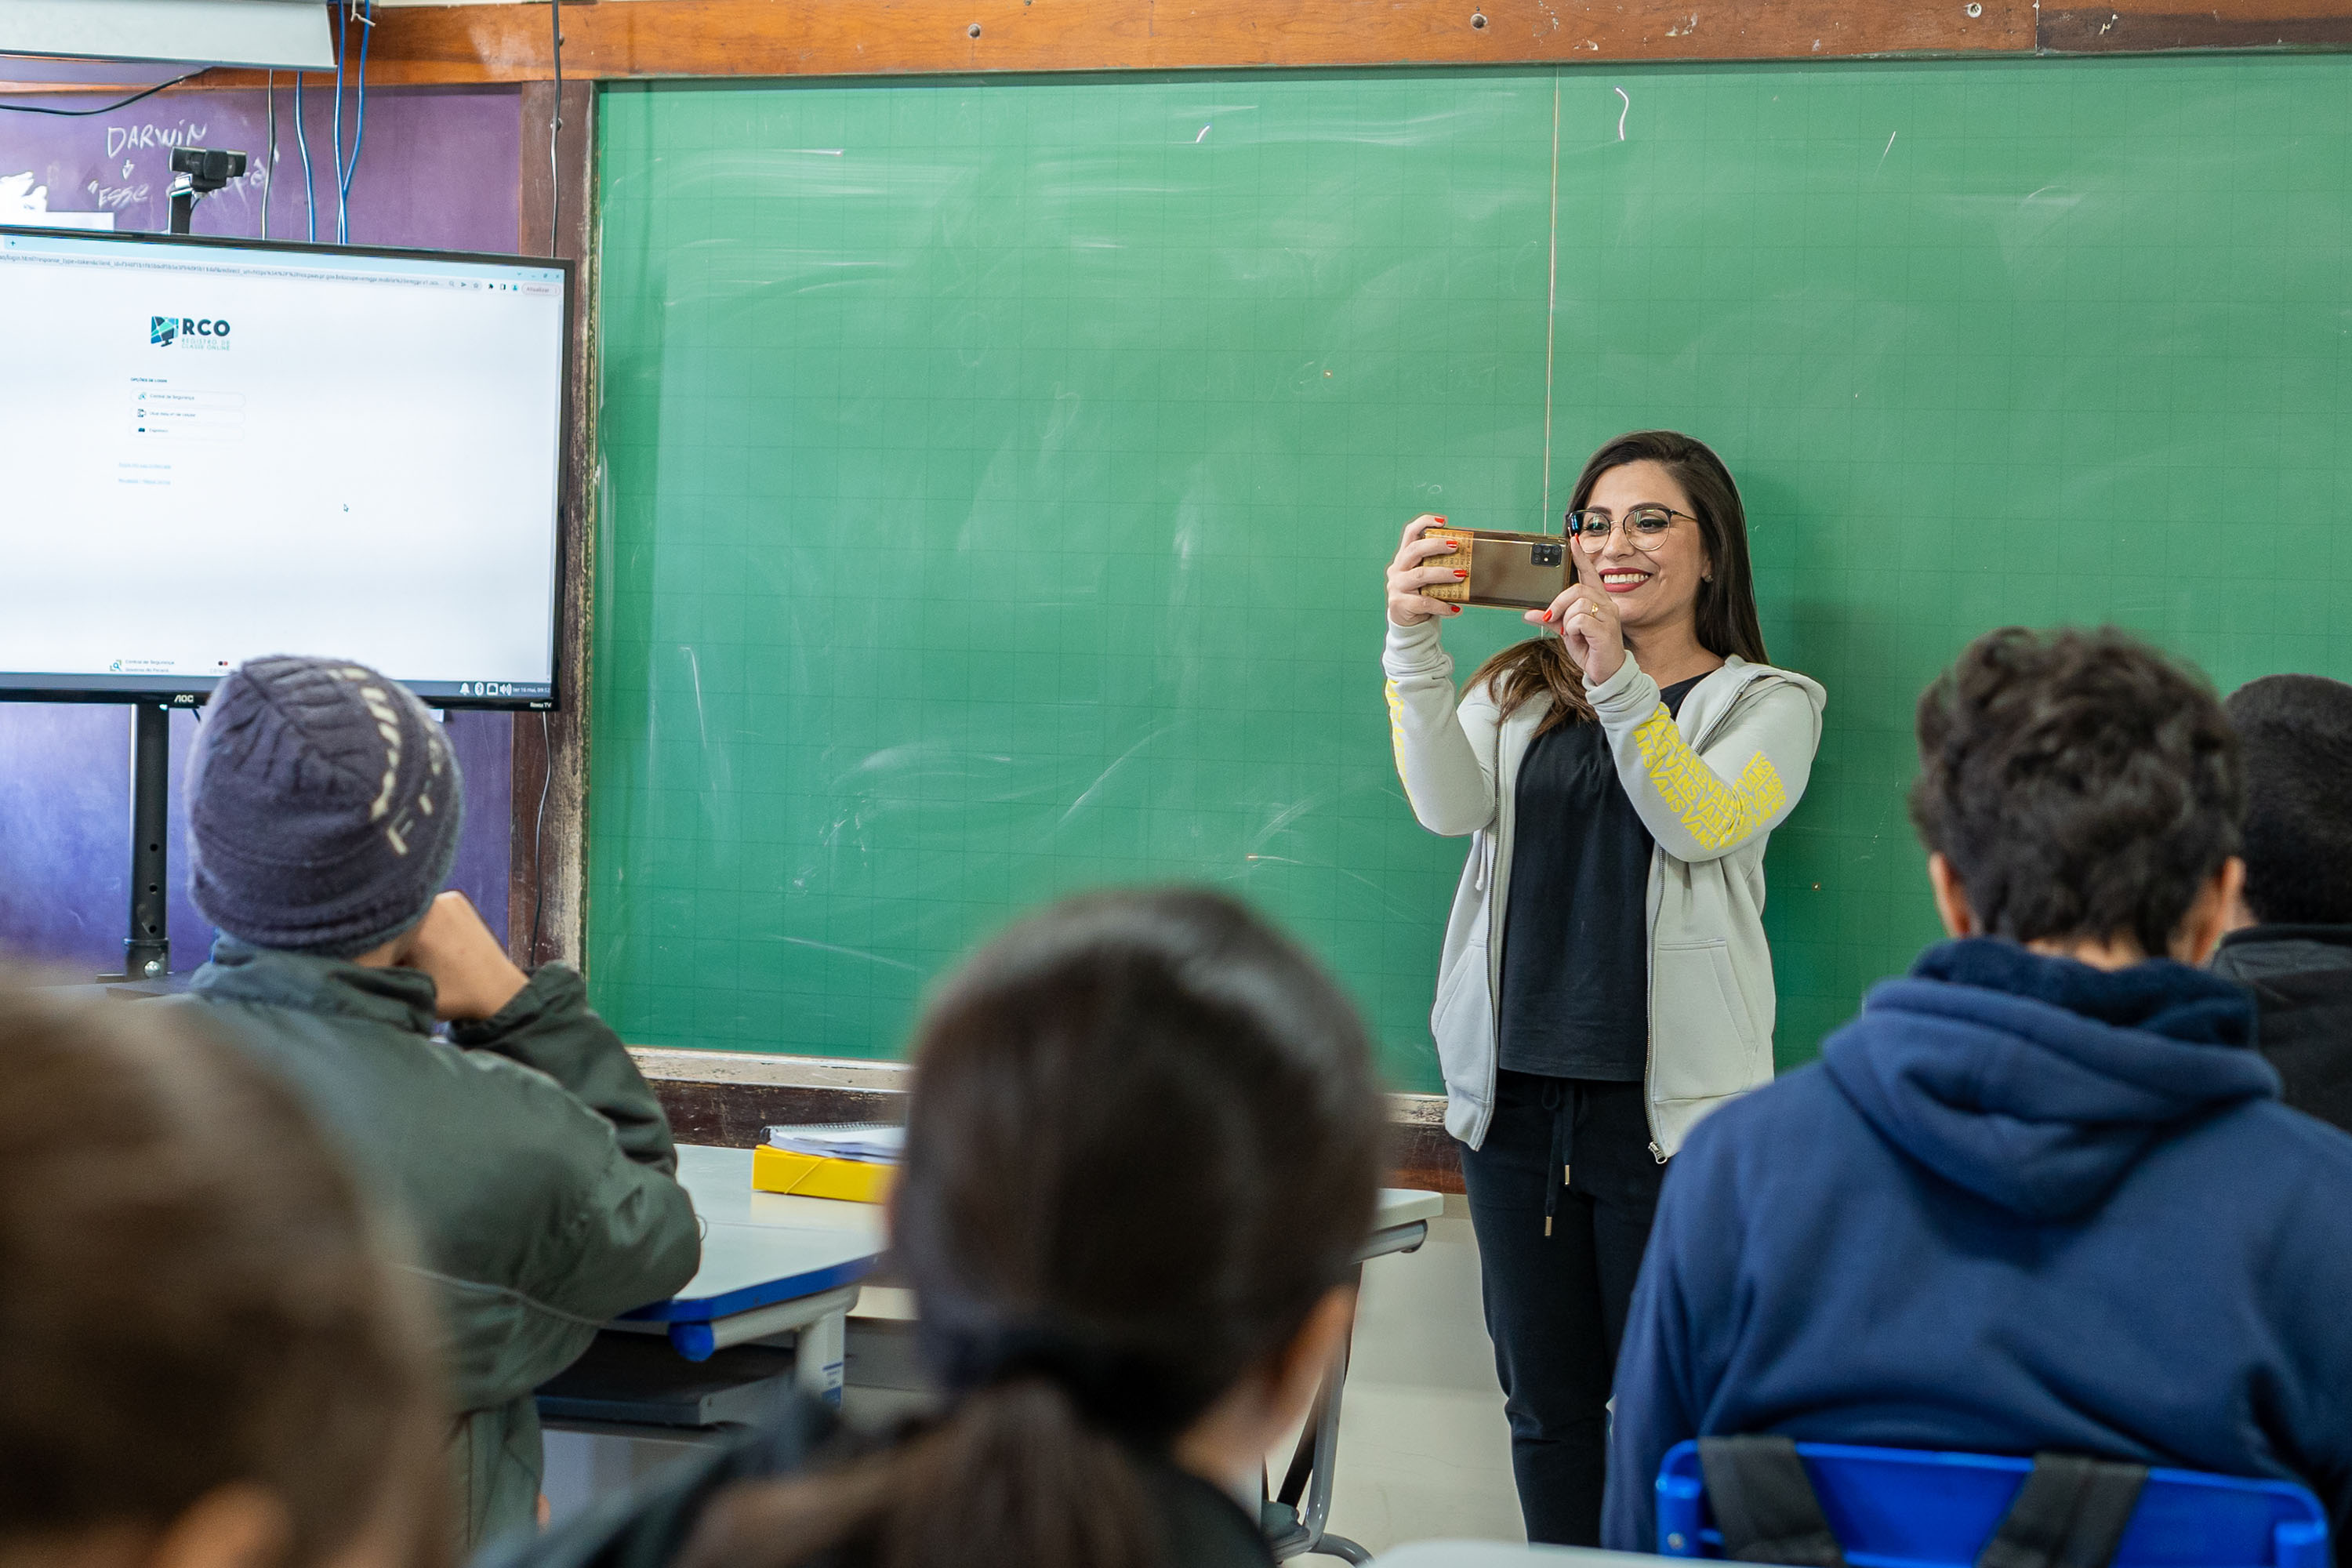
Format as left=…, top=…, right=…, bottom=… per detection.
left=763, top=1123, right=904, bottom=1165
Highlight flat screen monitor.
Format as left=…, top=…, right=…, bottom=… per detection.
left=0, top=227, right=570, bottom=709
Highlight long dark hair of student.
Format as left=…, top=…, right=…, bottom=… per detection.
left=678, top=890, right=1388, bottom=1568
left=1471, top=429, right=1770, bottom=736
left=0, top=989, right=447, bottom=1568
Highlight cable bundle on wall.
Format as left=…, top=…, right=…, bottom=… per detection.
left=332, top=0, right=374, bottom=243
left=293, top=2, right=374, bottom=245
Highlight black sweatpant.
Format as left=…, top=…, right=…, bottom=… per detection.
left=1459, top=1072, right=1666, bottom=1546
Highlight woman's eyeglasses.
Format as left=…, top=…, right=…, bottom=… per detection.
left=1565, top=505, right=1692, bottom=553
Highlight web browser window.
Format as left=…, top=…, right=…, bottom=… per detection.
left=0, top=229, right=566, bottom=706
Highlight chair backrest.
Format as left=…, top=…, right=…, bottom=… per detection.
left=1655, top=1440, right=2328, bottom=1568
left=1372, top=1544, right=1672, bottom=1567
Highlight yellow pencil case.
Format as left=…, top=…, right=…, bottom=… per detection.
left=751, top=1143, right=895, bottom=1203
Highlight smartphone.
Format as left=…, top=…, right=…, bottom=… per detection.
left=1418, top=527, right=1571, bottom=611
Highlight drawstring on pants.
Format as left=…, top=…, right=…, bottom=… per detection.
left=1541, top=1079, right=1578, bottom=1236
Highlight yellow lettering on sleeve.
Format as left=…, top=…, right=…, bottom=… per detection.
left=1385, top=679, right=1420, bottom=814
left=1630, top=704, right=1786, bottom=852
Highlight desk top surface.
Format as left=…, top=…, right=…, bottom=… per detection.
left=626, top=1145, right=884, bottom=1323
left=637, top=1144, right=1443, bottom=1325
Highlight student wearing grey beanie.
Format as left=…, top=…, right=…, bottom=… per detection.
left=175, top=654, right=701, bottom=1552
left=187, top=655, right=466, bottom=956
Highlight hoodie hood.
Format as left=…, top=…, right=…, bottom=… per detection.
left=2212, top=924, right=2352, bottom=985
left=1823, top=938, right=2276, bottom=1221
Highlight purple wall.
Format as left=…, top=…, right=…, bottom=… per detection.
left=5, top=79, right=523, bottom=249
left=0, top=84, right=527, bottom=973
left=0, top=706, right=515, bottom=975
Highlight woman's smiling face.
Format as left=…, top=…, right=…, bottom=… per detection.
left=1574, top=459, right=1712, bottom=637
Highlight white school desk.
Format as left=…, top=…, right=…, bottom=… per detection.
left=608, top=1143, right=886, bottom=1390
left=548, top=1143, right=1444, bottom=1563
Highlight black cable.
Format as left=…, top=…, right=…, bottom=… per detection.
left=548, top=0, right=563, bottom=259
left=528, top=708, right=553, bottom=964
left=0, top=70, right=201, bottom=118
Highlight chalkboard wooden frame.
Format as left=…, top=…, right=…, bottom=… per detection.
left=172, top=0, right=2352, bottom=90
left=632, top=1050, right=1466, bottom=1192
left=510, top=78, right=599, bottom=967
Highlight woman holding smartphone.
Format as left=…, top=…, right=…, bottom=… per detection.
left=1380, top=430, right=1824, bottom=1544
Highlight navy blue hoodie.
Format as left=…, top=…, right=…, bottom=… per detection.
left=1602, top=938, right=2352, bottom=1554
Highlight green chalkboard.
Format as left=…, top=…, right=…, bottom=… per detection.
left=592, top=59, right=2352, bottom=1089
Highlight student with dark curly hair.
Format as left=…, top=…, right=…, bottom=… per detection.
left=1602, top=627, right=2352, bottom=1554
left=2210, top=673, right=2352, bottom=1133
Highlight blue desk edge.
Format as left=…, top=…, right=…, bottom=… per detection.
left=619, top=1255, right=877, bottom=1325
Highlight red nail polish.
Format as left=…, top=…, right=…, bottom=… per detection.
left=1435, top=516, right=1446, bottom=524
left=1542, top=611, right=1554, bottom=622
left=1454, top=569, right=1469, bottom=579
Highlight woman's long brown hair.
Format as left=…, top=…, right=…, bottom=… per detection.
left=677, top=890, right=1388, bottom=1568
left=1469, top=430, right=1769, bottom=735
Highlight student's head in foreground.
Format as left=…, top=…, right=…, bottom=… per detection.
left=186, top=655, right=463, bottom=958
left=2222, top=673, right=2352, bottom=930
left=680, top=889, right=1388, bottom=1568
left=1910, top=626, right=2245, bottom=967
left=0, top=989, right=446, bottom=1568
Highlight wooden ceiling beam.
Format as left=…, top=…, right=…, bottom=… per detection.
left=175, top=0, right=2036, bottom=90
left=8, top=1, right=2310, bottom=103
left=2041, top=0, right=2352, bottom=52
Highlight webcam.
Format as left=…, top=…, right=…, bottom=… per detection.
left=169, top=147, right=249, bottom=193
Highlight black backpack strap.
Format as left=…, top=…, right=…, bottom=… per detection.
left=1697, top=1435, right=1850, bottom=1567
left=1975, top=1454, right=2150, bottom=1568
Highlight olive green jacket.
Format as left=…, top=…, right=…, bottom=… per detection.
left=176, top=942, right=702, bottom=1549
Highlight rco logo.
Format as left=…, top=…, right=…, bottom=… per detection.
left=150, top=315, right=231, bottom=347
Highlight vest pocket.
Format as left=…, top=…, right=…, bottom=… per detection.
left=1650, top=938, right=1756, bottom=1101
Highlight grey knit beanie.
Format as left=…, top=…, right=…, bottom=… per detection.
left=187, top=655, right=466, bottom=957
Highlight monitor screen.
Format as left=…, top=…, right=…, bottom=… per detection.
left=0, top=227, right=569, bottom=708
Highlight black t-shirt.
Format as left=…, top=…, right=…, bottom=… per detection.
left=1496, top=675, right=1704, bottom=1081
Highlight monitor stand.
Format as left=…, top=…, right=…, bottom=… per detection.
left=96, top=704, right=172, bottom=984
left=96, top=153, right=245, bottom=986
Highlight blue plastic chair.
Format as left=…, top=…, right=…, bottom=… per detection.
left=1655, top=1439, right=2328, bottom=1568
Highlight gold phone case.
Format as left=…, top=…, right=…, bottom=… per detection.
left=1419, top=528, right=1572, bottom=610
